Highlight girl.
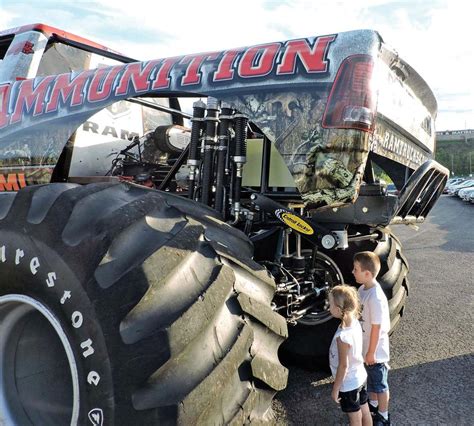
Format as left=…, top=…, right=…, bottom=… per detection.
left=329, top=285, right=372, bottom=426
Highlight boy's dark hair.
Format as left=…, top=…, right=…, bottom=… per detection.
left=353, top=251, right=381, bottom=277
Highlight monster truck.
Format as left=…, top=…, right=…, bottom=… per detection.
left=0, top=24, right=448, bottom=425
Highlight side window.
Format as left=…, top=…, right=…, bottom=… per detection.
left=243, top=138, right=296, bottom=189
left=37, top=42, right=92, bottom=75
left=0, top=35, right=14, bottom=63
left=36, top=41, right=125, bottom=75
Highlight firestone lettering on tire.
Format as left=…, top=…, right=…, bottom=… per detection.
left=0, top=244, right=102, bottom=392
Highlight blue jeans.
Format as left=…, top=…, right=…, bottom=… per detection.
left=365, top=363, right=389, bottom=393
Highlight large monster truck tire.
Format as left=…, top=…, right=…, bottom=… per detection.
left=280, top=231, right=408, bottom=369
left=0, top=183, right=288, bottom=425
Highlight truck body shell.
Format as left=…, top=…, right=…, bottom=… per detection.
left=0, top=25, right=438, bottom=209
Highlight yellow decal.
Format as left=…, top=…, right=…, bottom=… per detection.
left=278, top=211, right=314, bottom=235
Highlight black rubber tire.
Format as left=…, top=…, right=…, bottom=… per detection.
left=0, top=182, right=288, bottom=425
left=280, top=230, right=409, bottom=369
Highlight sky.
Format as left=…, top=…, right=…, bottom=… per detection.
left=1, top=0, right=473, bottom=131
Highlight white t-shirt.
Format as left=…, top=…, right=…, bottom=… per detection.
left=329, top=319, right=367, bottom=392
left=358, top=281, right=390, bottom=363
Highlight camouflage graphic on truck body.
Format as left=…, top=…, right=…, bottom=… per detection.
left=221, top=90, right=369, bottom=207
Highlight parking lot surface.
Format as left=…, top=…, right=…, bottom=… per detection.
left=274, top=195, right=474, bottom=425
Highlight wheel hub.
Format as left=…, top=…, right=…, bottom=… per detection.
left=0, top=294, right=79, bottom=425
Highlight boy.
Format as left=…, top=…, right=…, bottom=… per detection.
left=353, top=251, right=391, bottom=426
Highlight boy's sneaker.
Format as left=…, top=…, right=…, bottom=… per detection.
left=374, top=412, right=390, bottom=426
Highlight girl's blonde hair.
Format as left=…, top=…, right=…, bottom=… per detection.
left=330, top=285, right=361, bottom=326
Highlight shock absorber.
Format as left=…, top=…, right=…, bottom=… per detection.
left=214, top=102, right=233, bottom=214
left=187, top=99, right=206, bottom=199
left=200, top=97, right=220, bottom=206
left=292, top=206, right=306, bottom=275
left=232, top=113, right=248, bottom=220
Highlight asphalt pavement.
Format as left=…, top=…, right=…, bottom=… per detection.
left=273, top=195, right=474, bottom=425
